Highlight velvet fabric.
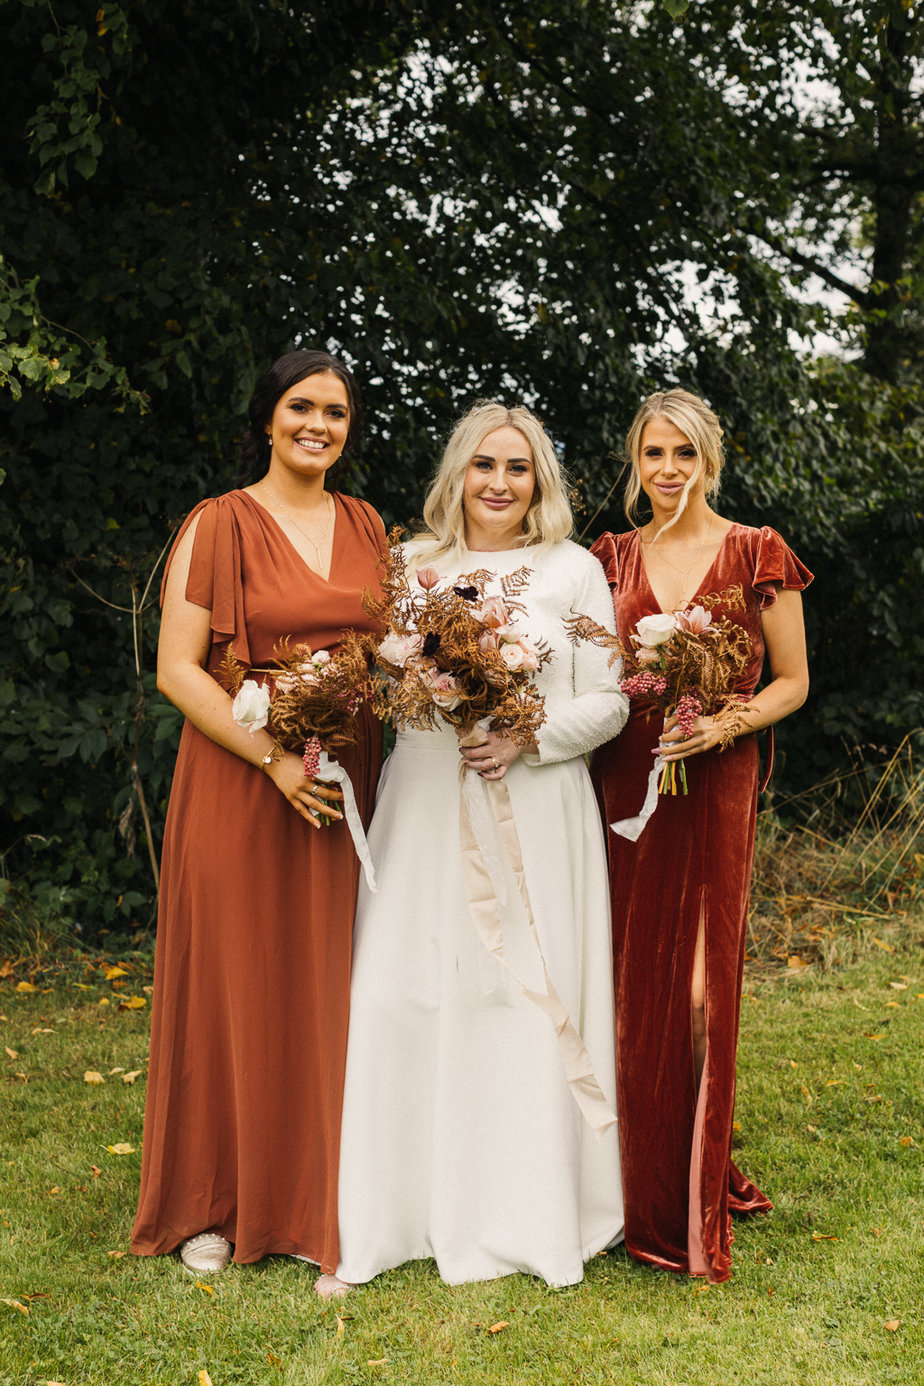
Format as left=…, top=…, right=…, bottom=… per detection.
left=590, top=524, right=812, bottom=1282
left=131, top=490, right=385, bottom=1271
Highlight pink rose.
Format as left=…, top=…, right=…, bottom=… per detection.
left=479, top=630, right=499, bottom=653
left=636, top=647, right=660, bottom=665
left=416, top=567, right=441, bottom=591
left=494, top=624, right=520, bottom=644
left=479, top=596, right=509, bottom=629
left=500, top=643, right=527, bottom=671
left=377, top=631, right=423, bottom=668
left=426, top=669, right=463, bottom=710
left=676, top=604, right=712, bottom=634
left=516, top=639, right=540, bottom=673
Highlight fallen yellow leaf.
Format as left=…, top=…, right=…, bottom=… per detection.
left=487, top=1321, right=510, bottom=1334
left=198, top=1373, right=214, bottom=1386
left=1, top=1298, right=29, bottom=1315
left=0, top=960, right=14, bottom=978
left=825, top=1080, right=844, bottom=1086
left=84, top=1071, right=105, bottom=1085
left=811, top=1232, right=839, bottom=1241
left=108, top=1249, right=126, bottom=1259
left=787, top=955, right=808, bottom=970
left=103, top=964, right=129, bottom=980
left=899, top=1136, right=915, bottom=1147
left=732, top=1121, right=741, bottom=1133
left=884, top=1319, right=901, bottom=1332
left=122, top=1070, right=143, bottom=1084
left=98, top=997, right=111, bottom=1007
left=889, top=982, right=909, bottom=990
left=195, top=1280, right=214, bottom=1295
left=90, top=1165, right=102, bottom=1177
left=367, top=1360, right=388, bottom=1367
left=106, top=1143, right=136, bottom=1155
left=108, top=1067, right=125, bottom=1075
left=5, top=1046, right=18, bottom=1059
left=32, top=1027, right=54, bottom=1034
left=267, top=1351, right=281, bottom=1366
left=47, top=1186, right=60, bottom=1195
left=885, top=1001, right=899, bottom=1008
left=872, top=937, right=895, bottom=953
left=15, top=981, right=37, bottom=994
left=118, top=995, right=146, bottom=1011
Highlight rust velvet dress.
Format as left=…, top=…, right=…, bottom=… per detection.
left=131, top=489, right=385, bottom=1271
left=590, top=523, right=812, bottom=1283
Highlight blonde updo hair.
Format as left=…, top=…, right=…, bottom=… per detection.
left=412, top=401, right=574, bottom=564
left=624, top=388, right=725, bottom=531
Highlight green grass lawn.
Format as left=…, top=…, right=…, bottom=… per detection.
left=1, top=935, right=922, bottom=1386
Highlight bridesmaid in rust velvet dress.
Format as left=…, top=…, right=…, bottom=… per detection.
left=131, top=351, right=385, bottom=1279
left=590, top=389, right=811, bottom=1283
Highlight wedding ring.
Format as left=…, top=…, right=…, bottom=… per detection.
left=492, top=758, right=499, bottom=770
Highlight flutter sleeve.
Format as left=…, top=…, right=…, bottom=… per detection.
left=159, top=495, right=251, bottom=666
left=751, top=526, right=814, bottom=610
left=528, top=546, right=629, bottom=766
left=589, top=531, right=620, bottom=590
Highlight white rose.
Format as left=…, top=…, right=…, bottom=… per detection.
left=635, top=613, right=678, bottom=647
left=231, top=679, right=271, bottom=733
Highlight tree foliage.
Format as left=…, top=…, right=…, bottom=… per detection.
left=1, top=0, right=921, bottom=937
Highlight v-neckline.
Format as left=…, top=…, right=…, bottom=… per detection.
left=635, top=522, right=738, bottom=614
left=244, top=490, right=340, bottom=585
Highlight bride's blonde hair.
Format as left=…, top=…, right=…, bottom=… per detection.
left=412, top=401, right=573, bottom=564
left=623, top=389, right=725, bottom=532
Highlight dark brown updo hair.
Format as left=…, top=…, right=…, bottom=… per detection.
left=239, top=349, right=363, bottom=482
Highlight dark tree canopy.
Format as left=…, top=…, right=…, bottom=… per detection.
left=1, top=0, right=921, bottom=937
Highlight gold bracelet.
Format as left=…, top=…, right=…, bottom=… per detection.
left=260, top=740, right=285, bottom=771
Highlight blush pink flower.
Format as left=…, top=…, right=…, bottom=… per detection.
left=479, top=630, right=499, bottom=653
left=636, top=647, right=660, bottom=666
left=479, top=596, right=509, bottom=629
left=416, top=567, right=441, bottom=591
left=377, top=631, right=424, bottom=668
left=676, top=604, right=712, bottom=634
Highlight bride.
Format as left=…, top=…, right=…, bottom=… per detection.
left=319, top=402, right=627, bottom=1294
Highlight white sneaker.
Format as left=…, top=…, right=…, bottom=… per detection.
left=179, top=1232, right=232, bottom=1274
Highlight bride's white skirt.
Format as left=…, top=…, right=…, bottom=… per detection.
left=336, top=725, right=624, bottom=1287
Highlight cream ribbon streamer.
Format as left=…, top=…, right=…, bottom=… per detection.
left=458, top=762, right=617, bottom=1136
left=315, top=750, right=377, bottom=893
left=610, top=754, right=665, bottom=842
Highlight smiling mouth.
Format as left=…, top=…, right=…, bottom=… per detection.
left=480, top=497, right=513, bottom=507
left=295, top=438, right=328, bottom=452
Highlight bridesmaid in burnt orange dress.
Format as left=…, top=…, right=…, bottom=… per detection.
left=131, top=350, right=385, bottom=1279
left=590, top=389, right=811, bottom=1283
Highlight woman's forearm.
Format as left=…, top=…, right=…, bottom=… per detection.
left=158, top=660, right=280, bottom=769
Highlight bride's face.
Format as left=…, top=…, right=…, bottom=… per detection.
left=462, top=426, right=536, bottom=550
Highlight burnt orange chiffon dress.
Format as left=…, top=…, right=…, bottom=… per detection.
left=131, top=489, right=385, bottom=1271
left=590, top=524, right=811, bottom=1283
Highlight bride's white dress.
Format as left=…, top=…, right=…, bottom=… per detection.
left=336, top=540, right=628, bottom=1287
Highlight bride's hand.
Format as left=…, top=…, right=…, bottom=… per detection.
left=458, top=730, right=536, bottom=780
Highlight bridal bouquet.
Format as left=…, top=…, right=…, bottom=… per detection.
left=222, top=639, right=371, bottom=822
left=568, top=584, right=752, bottom=795
left=363, top=537, right=551, bottom=745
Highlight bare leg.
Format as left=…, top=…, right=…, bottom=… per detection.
left=691, top=912, right=707, bottom=1088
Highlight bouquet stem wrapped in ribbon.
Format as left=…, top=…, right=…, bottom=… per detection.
left=222, top=640, right=378, bottom=890
left=568, top=584, right=753, bottom=840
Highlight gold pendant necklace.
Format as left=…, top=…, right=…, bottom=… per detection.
left=260, top=483, right=334, bottom=569
left=644, top=514, right=715, bottom=608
